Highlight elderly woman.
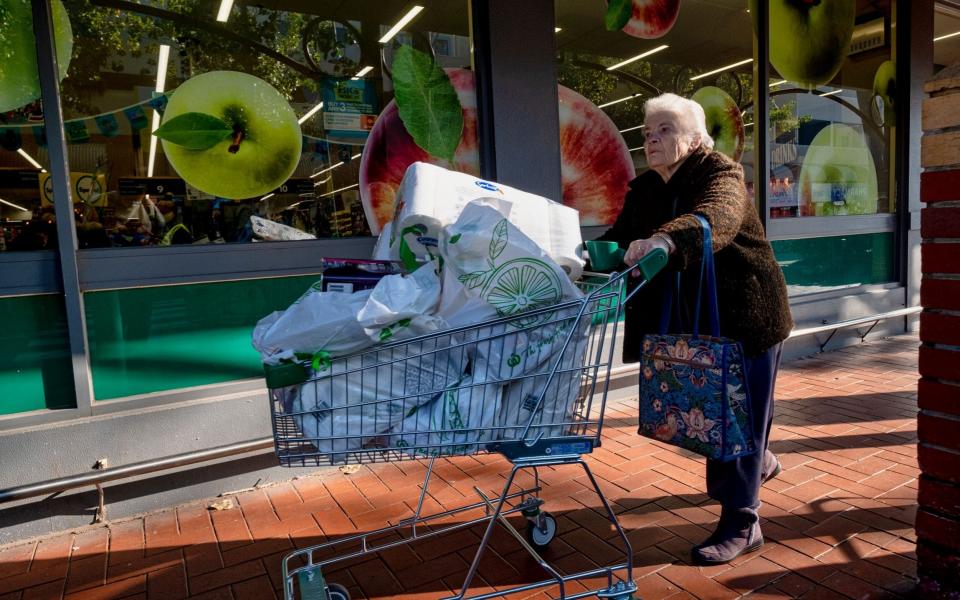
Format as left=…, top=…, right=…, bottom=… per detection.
left=596, top=93, right=793, bottom=565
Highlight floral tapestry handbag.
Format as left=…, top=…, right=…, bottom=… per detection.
left=637, top=215, right=756, bottom=462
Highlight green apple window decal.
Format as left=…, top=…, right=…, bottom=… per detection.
left=605, top=0, right=681, bottom=39
left=873, top=60, right=896, bottom=127
left=154, top=71, right=302, bottom=200
left=798, top=123, right=878, bottom=217
left=691, top=86, right=745, bottom=162
left=750, top=0, right=856, bottom=90
left=0, top=0, right=74, bottom=112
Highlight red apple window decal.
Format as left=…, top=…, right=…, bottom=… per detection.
left=605, top=0, right=681, bottom=40
left=359, top=70, right=635, bottom=234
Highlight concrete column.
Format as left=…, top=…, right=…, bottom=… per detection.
left=917, top=62, right=960, bottom=599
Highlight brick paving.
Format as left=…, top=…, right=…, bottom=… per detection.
left=0, top=334, right=920, bottom=599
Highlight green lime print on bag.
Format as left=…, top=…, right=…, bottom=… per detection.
left=455, top=218, right=564, bottom=327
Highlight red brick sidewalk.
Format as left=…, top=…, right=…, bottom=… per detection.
left=0, top=335, right=920, bottom=599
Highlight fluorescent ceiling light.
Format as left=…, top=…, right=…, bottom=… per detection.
left=378, top=6, right=424, bottom=44
left=351, top=152, right=362, bottom=160
left=619, top=124, right=645, bottom=133
left=298, top=101, right=324, bottom=125
left=599, top=93, right=643, bottom=109
left=690, top=58, right=753, bottom=81
left=0, top=197, right=28, bottom=212
left=743, top=122, right=754, bottom=127
left=934, top=30, right=960, bottom=42
left=313, top=175, right=332, bottom=185
left=351, top=66, right=373, bottom=80
left=17, top=148, right=45, bottom=172
left=260, top=193, right=275, bottom=202
left=311, top=161, right=344, bottom=178
left=628, top=146, right=645, bottom=152
left=555, top=27, right=562, bottom=33
left=818, top=89, right=842, bottom=97
left=216, top=0, right=234, bottom=22
left=155, top=44, right=170, bottom=93
left=147, top=44, right=170, bottom=179
left=147, top=112, right=161, bottom=177
left=606, top=45, right=669, bottom=71
left=769, top=79, right=788, bottom=88
left=319, top=183, right=359, bottom=198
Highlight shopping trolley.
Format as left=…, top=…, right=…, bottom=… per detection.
left=262, top=249, right=667, bottom=600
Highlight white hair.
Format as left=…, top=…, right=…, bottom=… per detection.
left=644, top=93, right=715, bottom=151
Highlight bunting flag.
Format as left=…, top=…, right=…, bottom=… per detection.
left=0, top=128, right=23, bottom=152
left=123, top=104, right=149, bottom=130
left=94, top=113, right=121, bottom=138
left=64, top=120, right=90, bottom=143
left=148, top=94, right=168, bottom=114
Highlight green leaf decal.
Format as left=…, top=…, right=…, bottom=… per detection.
left=449, top=233, right=462, bottom=245
left=154, top=112, right=233, bottom=150
left=605, top=0, right=633, bottom=31
left=392, top=45, right=464, bottom=162
left=458, top=271, right=488, bottom=290
left=489, top=219, right=508, bottom=260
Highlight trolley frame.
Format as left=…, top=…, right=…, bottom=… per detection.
left=265, top=251, right=666, bottom=600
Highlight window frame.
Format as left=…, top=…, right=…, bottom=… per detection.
left=0, top=0, right=929, bottom=429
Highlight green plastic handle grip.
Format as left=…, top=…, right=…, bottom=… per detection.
left=637, top=247, right=668, bottom=281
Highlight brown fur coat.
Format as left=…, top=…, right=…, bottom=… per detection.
left=597, top=147, right=793, bottom=360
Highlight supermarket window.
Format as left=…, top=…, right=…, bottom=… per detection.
left=0, top=0, right=72, bottom=253
left=766, top=3, right=896, bottom=221
left=42, top=1, right=473, bottom=248
left=554, top=0, right=755, bottom=226
left=935, top=2, right=960, bottom=70
left=763, top=1, right=899, bottom=296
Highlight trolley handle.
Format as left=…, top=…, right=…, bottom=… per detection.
left=586, top=247, right=668, bottom=304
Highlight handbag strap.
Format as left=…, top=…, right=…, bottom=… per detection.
left=657, top=272, right=682, bottom=335
left=693, top=214, right=721, bottom=338
left=657, top=197, right=682, bottom=335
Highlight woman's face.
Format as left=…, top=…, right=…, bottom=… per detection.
left=644, top=110, right=699, bottom=175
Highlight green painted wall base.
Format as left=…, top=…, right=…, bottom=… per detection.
left=0, top=295, right=74, bottom=415
left=85, top=276, right=320, bottom=400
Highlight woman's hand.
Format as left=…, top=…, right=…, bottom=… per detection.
left=624, top=234, right=674, bottom=276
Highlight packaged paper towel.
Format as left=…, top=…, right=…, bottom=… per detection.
left=387, top=162, right=584, bottom=278
left=469, top=304, right=589, bottom=384
left=290, top=323, right=470, bottom=455
left=388, top=375, right=503, bottom=458
left=436, top=199, right=583, bottom=329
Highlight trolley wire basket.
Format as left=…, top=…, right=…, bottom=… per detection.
left=263, top=250, right=667, bottom=600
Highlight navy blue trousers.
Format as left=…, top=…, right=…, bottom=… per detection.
left=705, top=342, right=783, bottom=511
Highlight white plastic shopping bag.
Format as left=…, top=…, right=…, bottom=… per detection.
left=357, top=265, right=441, bottom=333
left=252, top=285, right=375, bottom=365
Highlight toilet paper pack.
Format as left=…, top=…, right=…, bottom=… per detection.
left=386, top=162, right=585, bottom=279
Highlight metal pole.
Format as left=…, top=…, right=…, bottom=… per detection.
left=31, top=0, right=95, bottom=414
left=468, top=0, right=498, bottom=182
left=753, top=0, right=770, bottom=231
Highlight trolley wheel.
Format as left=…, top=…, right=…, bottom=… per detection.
left=326, top=582, right=350, bottom=600
left=526, top=512, right=557, bottom=550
